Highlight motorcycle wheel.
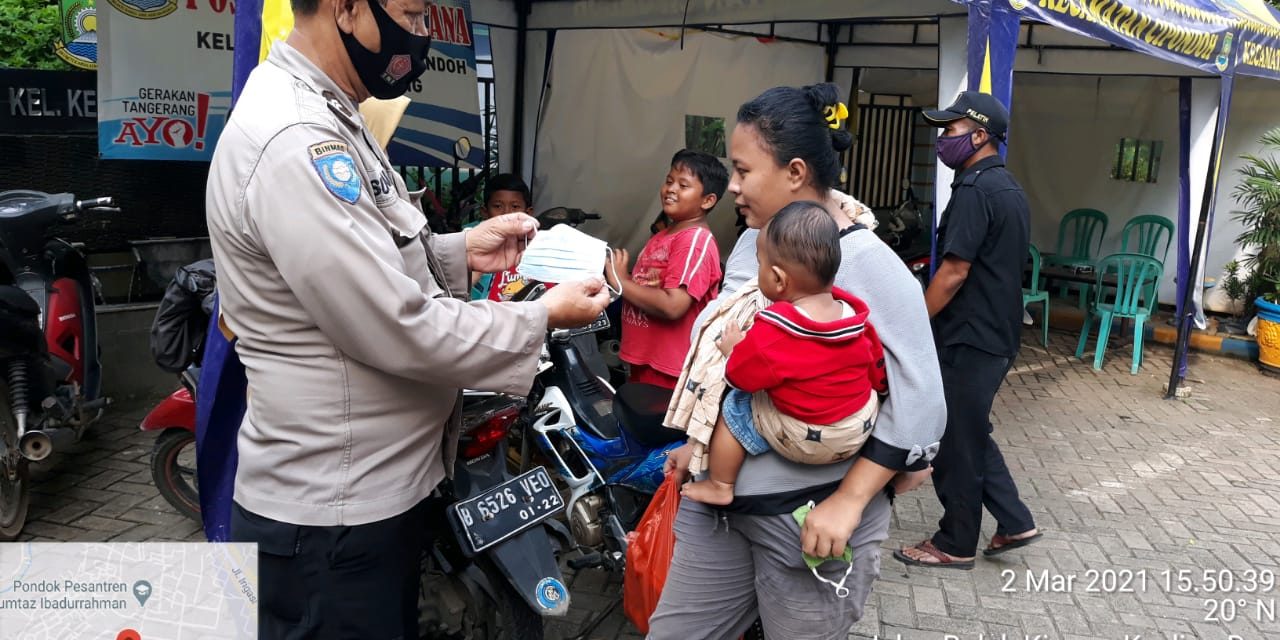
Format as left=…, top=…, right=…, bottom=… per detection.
left=151, top=428, right=200, bottom=522
left=0, top=379, right=31, bottom=540
left=419, top=555, right=544, bottom=640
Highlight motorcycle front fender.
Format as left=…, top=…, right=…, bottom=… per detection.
left=485, top=525, right=571, bottom=617
left=140, top=387, right=196, bottom=432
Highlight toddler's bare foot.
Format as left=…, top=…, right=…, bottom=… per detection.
left=681, top=478, right=735, bottom=505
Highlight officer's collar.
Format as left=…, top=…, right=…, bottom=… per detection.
left=267, top=41, right=362, bottom=125
left=951, top=154, right=1005, bottom=186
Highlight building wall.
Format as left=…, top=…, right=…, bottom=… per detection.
left=0, top=134, right=209, bottom=253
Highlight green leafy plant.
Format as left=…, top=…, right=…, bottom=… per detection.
left=1222, top=260, right=1247, bottom=318
left=0, top=0, right=63, bottom=70
left=1231, top=127, right=1280, bottom=308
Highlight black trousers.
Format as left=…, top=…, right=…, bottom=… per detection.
left=931, top=344, right=1035, bottom=557
left=231, top=498, right=430, bottom=640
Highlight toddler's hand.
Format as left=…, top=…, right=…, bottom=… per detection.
left=716, top=322, right=745, bottom=357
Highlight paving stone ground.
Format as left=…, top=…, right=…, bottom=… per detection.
left=13, top=327, right=1280, bottom=640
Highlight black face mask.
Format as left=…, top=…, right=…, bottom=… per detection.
left=339, top=0, right=431, bottom=100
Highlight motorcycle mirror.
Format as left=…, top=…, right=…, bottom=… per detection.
left=538, top=207, right=570, bottom=227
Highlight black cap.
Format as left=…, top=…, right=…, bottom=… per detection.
left=924, top=91, right=1009, bottom=140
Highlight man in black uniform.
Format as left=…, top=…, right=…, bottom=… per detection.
left=895, top=91, right=1040, bottom=569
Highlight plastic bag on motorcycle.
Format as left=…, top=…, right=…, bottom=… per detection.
left=149, top=259, right=217, bottom=373
left=623, top=472, right=681, bottom=633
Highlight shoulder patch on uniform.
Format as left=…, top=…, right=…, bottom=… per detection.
left=309, top=141, right=361, bottom=204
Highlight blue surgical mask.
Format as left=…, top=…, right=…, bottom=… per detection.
left=517, top=224, right=622, bottom=296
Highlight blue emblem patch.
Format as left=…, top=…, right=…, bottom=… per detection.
left=534, top=577, right=569, bottom=612
left=309, top=141, right=361, bottom=204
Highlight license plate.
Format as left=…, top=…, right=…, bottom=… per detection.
left=451, top=467, right=564, bottom=555
left=567, top=311, right=610, bottom=337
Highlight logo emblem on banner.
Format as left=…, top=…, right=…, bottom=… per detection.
left=310, top=141, right=362, bottom=204
left=54, top=0, right=98, bottom=70
left=383, top=55, right=413, bottom=84
left=1008, top=0, right=1028, bottom=10
left=107, top=0, right=177, bottom=20
left=1215, top=32, right=1234, bottom=72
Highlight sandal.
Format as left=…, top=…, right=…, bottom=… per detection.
left=983, top=531, right=1043, bottom=557
left=891, top=540, right=975, bottom=570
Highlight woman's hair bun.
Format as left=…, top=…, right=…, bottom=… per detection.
left=830, top=129, right=853, bottom=153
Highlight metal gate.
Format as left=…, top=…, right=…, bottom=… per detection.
left=850, top=106, right=919, bottom=209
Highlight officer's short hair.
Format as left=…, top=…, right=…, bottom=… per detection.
left=763, top=201, right=841, bottom=286
left=293, top=0, right=387, bottom=16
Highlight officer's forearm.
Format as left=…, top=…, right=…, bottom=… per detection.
left=925, top=257, right=971, bottom=317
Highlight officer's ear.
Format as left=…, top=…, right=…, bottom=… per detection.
left=333, top=0, right=360, bottom=34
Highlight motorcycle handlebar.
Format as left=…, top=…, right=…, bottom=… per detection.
left=76, top=197, right=115, bottom=210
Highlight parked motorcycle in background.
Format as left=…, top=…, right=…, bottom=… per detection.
left=874, top=179, right=932, bottom=289
left=0, top=191, right=117, bottom=540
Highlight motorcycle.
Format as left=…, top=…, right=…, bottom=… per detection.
left=138, top=261, right=570, bottom=639
left=510, top=279, right=682, bottom=567
left=0, top=190, right=117, bottom=540
left=874, top=180, right=932, bottom=289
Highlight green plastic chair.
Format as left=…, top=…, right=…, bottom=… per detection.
left=1074, top=253, right=1164, bottom=374
left=1023, top=244, right=1049, bottom=347
left=1046, top=209, right=1109, bottom=308
left=1118, top=214, right=1174, bottom=309
left=1120, top=214, right=1174, bottom=263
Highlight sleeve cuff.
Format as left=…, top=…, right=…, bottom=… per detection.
left=859, top=437, right=937, bottom=472
left=431, top=231, right=471, bottom=300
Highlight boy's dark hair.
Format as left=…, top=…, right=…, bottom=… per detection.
left=764, top=201, right=841, bottom=286
left=670, top=149, right=729, bottom=211
left=737, top=83, right=852, bottom=193
left=485, top=173, right=532, bottom=206
left=291, top=0, right=321, bottom=14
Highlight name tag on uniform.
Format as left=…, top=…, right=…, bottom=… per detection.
left=309, top=141, right=362, bottom=204
left=370, top=168, right=397, bottom=208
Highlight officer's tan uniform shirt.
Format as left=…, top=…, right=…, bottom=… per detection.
left=206, top=42, right=547, bottom=527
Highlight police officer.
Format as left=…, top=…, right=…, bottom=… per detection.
left=205, top=0, right=610, bottom=635
left=894, top=91, right=1041, bottom=569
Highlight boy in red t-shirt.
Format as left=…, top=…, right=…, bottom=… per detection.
left=683, top=202, right=888, bottom=506
left=606, top=150, right=727, bottom=389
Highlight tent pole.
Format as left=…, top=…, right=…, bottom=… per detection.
left=1166, top=77, right=1232, bottom=399
left=1174, top=77, right=1192, bottom=376
left=512, top=0, right=530, bottom=178
left=825, top=23, right=839, bottom=82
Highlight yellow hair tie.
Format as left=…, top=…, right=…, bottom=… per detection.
left=824, top=102, right=849, bottom=130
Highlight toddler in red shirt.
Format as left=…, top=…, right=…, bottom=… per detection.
left=683, top=201, right=888, bottom=506
left=606, top=150, right=727, bottom=389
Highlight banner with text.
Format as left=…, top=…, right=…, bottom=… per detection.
left=386, top=0, right=485, bottom=168
left=2, top=69, right=98, bottom=135
left=98, top=0, right=235, bottom=160
left=1005, top=0, right=1238, bottom=77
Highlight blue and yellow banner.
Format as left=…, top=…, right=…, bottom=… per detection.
left=979, top=0, right=1280, bottom=81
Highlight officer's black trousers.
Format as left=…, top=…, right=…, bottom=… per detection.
left=231, top=498, right=430, bottom=640
left=930, top=344, right=1036, bottom=557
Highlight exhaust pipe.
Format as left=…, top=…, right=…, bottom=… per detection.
left=18, top=428, right=75, bottom=462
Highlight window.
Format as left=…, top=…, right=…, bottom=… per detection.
left=685, top=115, right=726, bottom=158
left=1111, top=138, right=1164, bottom=183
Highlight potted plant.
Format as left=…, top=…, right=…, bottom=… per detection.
left=1232, top=127, right=1280, bottom=372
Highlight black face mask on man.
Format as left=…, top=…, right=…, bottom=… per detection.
left=339, top=0, right=431, bottom=100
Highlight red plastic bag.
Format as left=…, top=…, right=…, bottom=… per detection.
left=623, top=473, right=681, bottom=633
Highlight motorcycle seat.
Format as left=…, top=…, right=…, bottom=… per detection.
left=613, top=383, right=685, bottom=448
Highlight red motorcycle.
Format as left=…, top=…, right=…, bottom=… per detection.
left=140, top=259, right=214, bottom=523
left=139, top=373, right=199, bottom=521
left=0, top=191, right=117, bottom=539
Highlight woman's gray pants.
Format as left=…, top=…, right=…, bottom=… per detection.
left=647, top=491, right=891, bottom=640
